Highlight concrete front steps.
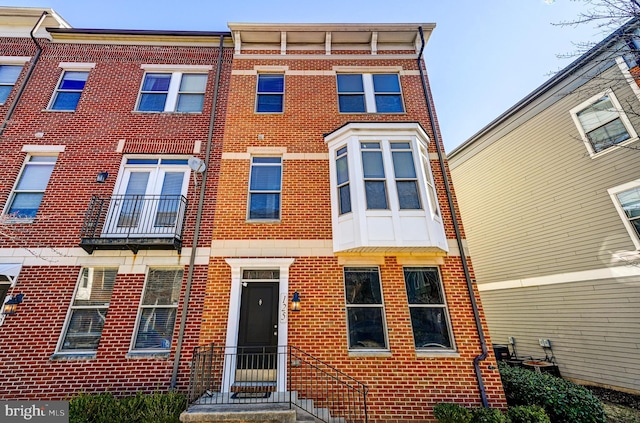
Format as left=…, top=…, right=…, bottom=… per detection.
left=180, top=391, right=347, bottom=423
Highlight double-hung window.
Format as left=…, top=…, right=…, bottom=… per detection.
left=248, top=157, right=282, bottom=220
left=336, top=146, right=351, bottom=215
left=361, top=142, right=388, bottom=209
left=404, top=267, right=454, bottom=350
left=337, top=73, right=404, bottom=113
left=609, top=181, right=640, bottom=250
left=256, top=74, right=284, bottom=113
left=49, top=70, right=89, bottom=111
left=6, top=155, right=57, bottom=219
left=137, top=71, right=208, bottom=113
left=344, top=267, right=388, bottom=350
left=133, top=268, right=183, bottom=351
left=391, top=142, right=421, bottom=209
left=570, top=89, right=636, bottom=155
left=58, top=268, right=116, bottom=353
left=0, top=65, right=23, bottom=104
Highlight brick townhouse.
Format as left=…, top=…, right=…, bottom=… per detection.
left=0, top=7, right=505, bottom=422
left=0, top=7, right=232, bottom=396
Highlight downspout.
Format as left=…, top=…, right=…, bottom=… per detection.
left=0, top=11, right=48, bottom=136
left=417, top=27, right=489, bottom=407
left=171, top=34, right=225, bottom=389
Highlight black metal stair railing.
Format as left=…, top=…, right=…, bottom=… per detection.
left=187, top=344, right=368, bottom=423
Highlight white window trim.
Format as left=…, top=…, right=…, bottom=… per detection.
left=403, top=266, right=456, bottom=352
left=3, top=153, right=58, bottom=222
left=336, top=71, right=405, bottom=114
left=246, top=156, right=283, bottom=222
left=608, top=179, right=640, bottom=250
left=343, top=266, right=390, bottom=352
left=55, top=267, right=116, bottom=356
left=136, top=65, right=211, bottom=113
left=569, top=88, right=638, bottom=158
left=129, top=267, right=183, bottom=353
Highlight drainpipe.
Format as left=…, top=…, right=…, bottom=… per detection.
left=171, top=34, right=225, bottom=389
left=417, top=26, right=489, bottom=407
left=0, top=11, right=48, bottom=136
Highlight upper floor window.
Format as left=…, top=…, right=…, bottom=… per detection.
left=609, top=180, right=640, bottom=250
left=132, top=268, right=183, bottom=351
left=337, top=73, right=404, bottom=113
left=0, top=65, right=22, bottom=104
left=58, top=268, right=116, bottom=353
left=5, top=155, right=57, bottom=219
left=361, top=142, right=388, bottom=209
left=391, top=142, right=421, bottom=209
left=344, top=267, right=388, bottom=350
left=336, top=146, right=351, bottom=215
left=137, top=72, right=208, bottom=113
left=570, top=89, right=637, bottom=156
left=248, top=157, right=282, bottom=220
left=49, top=70, right=89, bottom=111
left=404, top=267, right=454, bottom=350
left=256, top=74, right=284, bottom=113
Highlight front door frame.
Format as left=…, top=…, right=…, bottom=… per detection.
left=224, top=258, right=295, bottom=392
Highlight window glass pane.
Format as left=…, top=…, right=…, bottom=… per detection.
left=404, top=268, right=444, bottom=304
left=587, top=118, right=629, bottom=152
left=180, top=74, right=207, bottom=91
left=336, top=155, right=349, bottom=185
left=347, top=307, right=386, bottom=349
left=337, top=74, right=364, bottom=92
left=160, top=159, right=188, bottom=165
left=176, top=94, right=204, bottom=112
left=618, top=188, right=640, bottom=218
left=372, top=74, right=400, bottom=93
left=632, top=219, right=640, bottom=237
left=258, top=74, right=284, bottom=93
left=0, top=65, right=21, bottom=83
left=365, top=181, right=388, bottom=209
left=250, top=166, right=281, bottom=190
left=409, top=308, right=452, bottom=349
left=73, top=268, right=116, bottom=307
left=142, top=73, right=171, bottom=91
left=0, top=86, right=11, bottom=103
left=51, top=92, right=82, bottom=110
left=256, top=94, right=283, bottom=112
left=134, top=307, right=177, bottom=349
left=375, top=95, right=404, bottom=113
left=339, top=185, right=351, bottom=214
left=392, top=151, right=417, bottom=178
left=16, top=163, right=55, bottom=190
left=243, top=269, right=280, bottom=280
left=59, top=71, right=88, bottom=90
left=249, top=193, right=280, bottom=219
left=141, top=269, right=183, bottom=305
left=253, top=157, right=281, bottom=164
left=8, top=193, right=43, bottom=218
left=397, top=181, right=421, bottom=209
left=577, top=96, right=618, bottom=132
left=61, top=309, right=108, bottom=351
left=127, top=158, right=158, bottom=165
left=338, top=95, right=366, bottom=113
left=138, top=93, right=167, bottom=111
left=362, top=151, right=385, bottom=178
left=345, top=267, right=382, bottom=304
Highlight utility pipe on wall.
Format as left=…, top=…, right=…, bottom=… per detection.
left=417, top=26, right=489, bottom=407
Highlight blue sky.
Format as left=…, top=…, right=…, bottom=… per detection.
left=12, top=0, right=606, bottom=151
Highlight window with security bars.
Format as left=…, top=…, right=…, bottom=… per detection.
left=344, top=267, right=388, bottom=350
left=59, top=268, right=116, bottom=352
left=133, top=268, right=183, bottom=351
left=404, top=267, right=454, bottom=350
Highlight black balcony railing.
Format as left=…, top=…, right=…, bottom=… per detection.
left=188, top=344, right=368, bottom=423
left=79, top=194, right=188, bottom=254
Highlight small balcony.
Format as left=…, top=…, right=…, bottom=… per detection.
left=79, top=195, right=188, bottom=254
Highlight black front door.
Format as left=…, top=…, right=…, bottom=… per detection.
left=237, top=282, right=279, bottom=372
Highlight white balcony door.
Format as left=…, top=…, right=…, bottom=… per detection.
left=105, top=159, right=189, bottom=237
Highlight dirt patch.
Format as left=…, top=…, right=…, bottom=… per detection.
left=587, top=387, right=640, bottom=423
